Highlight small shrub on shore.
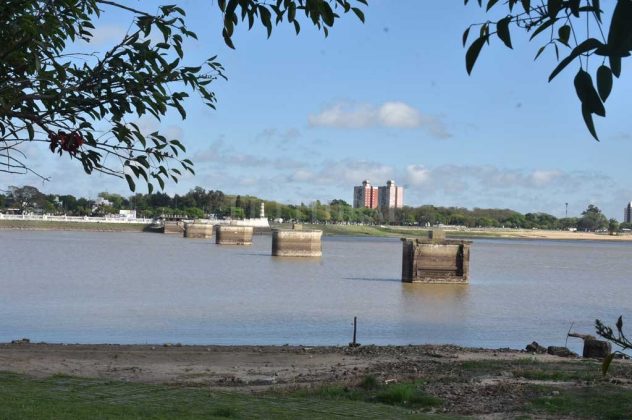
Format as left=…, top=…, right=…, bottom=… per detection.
left=358, top=374, right=378, bottom=390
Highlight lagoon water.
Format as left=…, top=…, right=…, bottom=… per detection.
left=1, top=230, right=631, bottom=353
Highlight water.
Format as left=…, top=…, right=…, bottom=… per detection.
left=1, top=230, right=631, bottom=353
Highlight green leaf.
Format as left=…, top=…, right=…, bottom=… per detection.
left=616, top=315, right=623, bottom=332
left=462, top=27, right=471, bottom=47
left=486, top=0, right=499, bottom=11
left=521, top=0, right=531, bottom=13
left=549, top=38, right=604, bottom=81
left=534, top=45, right=546, bottom=60
left=596, top=65, right=613, bottom=102
left=125, top=174, right=136, bottom=191
left=496, top=17, right=512, bottom=49
left=259, top=6, right=272, bottom=38
left=547, top=0, right=562, bottom=18
left=465, top=36, right=487, bottom=75
left=593, top=0, right=601, bottom=23
left=607, top=0, right=632, bottom=57
left=288, top=3, right=296, bottom=21
left=27, top=124, right=34, bottom=141
left=569, top=0, right=580, bottom=17
left=320, top=2, right=335, bottom=27
left=529, top=17, right=557, bottom=41
left=582, top=103, right=599, bottom=141
left=558, top=25, right=571, bottom=46
left=609, top=55, right=621, bottom=78
left=351, top=7, right=364, bottom=23
left=602, top=352, right=615, bottom=375
left=574, top=68, right=605, bottom=117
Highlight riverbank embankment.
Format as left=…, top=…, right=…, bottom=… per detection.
left=297, top=223, right=632, bottom=241
left=2, top=218, right=631, bottom=241
left=0, top=219, right=150, bottom=232
left=1, top=342, right=631, bottom=417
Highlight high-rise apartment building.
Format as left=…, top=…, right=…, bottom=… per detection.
left=378, top=180, right=404, bottom=209
left=353, top=180, right=404, bottom=209
left=625, top=202, right=632, bottom=223
left=353, top=180, right=379, bottom=209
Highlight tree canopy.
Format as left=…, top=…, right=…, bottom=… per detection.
left=0, top=0, right=366, bottom=191
left=464, top=0, right=631, bottom=140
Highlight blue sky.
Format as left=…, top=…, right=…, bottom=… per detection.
left=3, top=1, right=632, bottom=220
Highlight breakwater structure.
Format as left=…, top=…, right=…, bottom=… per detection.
left=216, top=225, right=253, bottom=245
left=184, top=222, right=214, bottom=239
left=401, top=231, right=471, bottom=283
left=271, top=225, right=322, bottom=257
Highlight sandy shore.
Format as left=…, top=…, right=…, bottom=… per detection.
left=450, top=228, right=632, bottom=241
left=3, top=342, right=631, bottom=416
left=0, top=342, right=561, bottom=388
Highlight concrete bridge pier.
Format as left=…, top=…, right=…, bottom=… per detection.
left=216, top=225, right=254, bottom=245
left=401, top=232, right=471, bottom=283
left=163, top=221, right=185, bottom=235
left=272, top=227, right=322, bottom=257
left=184, top=222, right=214, bottom=239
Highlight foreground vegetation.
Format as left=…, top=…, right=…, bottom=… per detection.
left=2, top=356, right=632, bottom=419
left=0, top=372, right=440, bottom=420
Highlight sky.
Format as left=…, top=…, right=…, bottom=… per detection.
left=3, top=0, right=632, bottom=220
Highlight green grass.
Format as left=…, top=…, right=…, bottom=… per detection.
left=292, top=376, right=442, bottom=411
left=528, top=384, right=632, bottom=419
left=0, top=219, right=149, bottom=232
left=456, top=358, right=606, bottom=382
left=0, top=372, right=446, bottom=419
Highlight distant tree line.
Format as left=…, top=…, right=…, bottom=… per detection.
left=0, top=185, right=626, bottom=232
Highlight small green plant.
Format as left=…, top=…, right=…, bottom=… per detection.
left=596, top=316, right=631, bottom=374
left=374, top=383, right=442, bottom=409
left=210, top=406, right=235, bottom=417
left=358, top=375, right=378, bottom=390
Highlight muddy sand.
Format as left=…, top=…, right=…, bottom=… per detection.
left=3, top=342, right=632, bottom=417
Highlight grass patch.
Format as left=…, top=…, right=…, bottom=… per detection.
left=374, top=383, right=443, bottom=408
left=0, top=372, right=438, bottom=419
left=512, top=368, right=597, bottom=382
left=528, top=384, right=632, bottom=419
left=293, top=376, right=442, bottom=411
left=456, top=358, right=613, bottom=383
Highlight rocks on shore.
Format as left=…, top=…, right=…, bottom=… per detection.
left=582, top=339, right=611, bottom=359
left=547, top=346, right=578, bottom=358
left=525, top=341, right=547, bottom=354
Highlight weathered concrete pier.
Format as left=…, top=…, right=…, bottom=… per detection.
left=216, top=225, right=253, bottom=245
left=272, top=226, right=322, bottom=257
left=401, top=232, right=471, bottom=283
left=183, top=222, right=214, bottom=239
left=163, top=221, right=184, bottom=235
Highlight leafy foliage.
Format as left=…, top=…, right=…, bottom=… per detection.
left=464, top=0, right=632, bottom=140
left=0, top=0, right=367, bottom=191
left=596, top=316, right=631, bottom=374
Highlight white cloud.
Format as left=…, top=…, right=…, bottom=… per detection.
left=405, top=165, right=431, bottom=186
left=308, top=101, right=451, bottom=138
left=378, top=102, right=422, bottom=128
left=308, top=102, right=375, bottom=128
left=531, top=170, right=561, bottom=186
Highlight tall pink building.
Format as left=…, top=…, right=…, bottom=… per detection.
left=353, top=180, right=379, bottom=209
left=378, top=180, right=404, bottom=209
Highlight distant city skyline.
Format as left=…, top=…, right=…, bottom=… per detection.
left=1, top=2, right=631, bottom=220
